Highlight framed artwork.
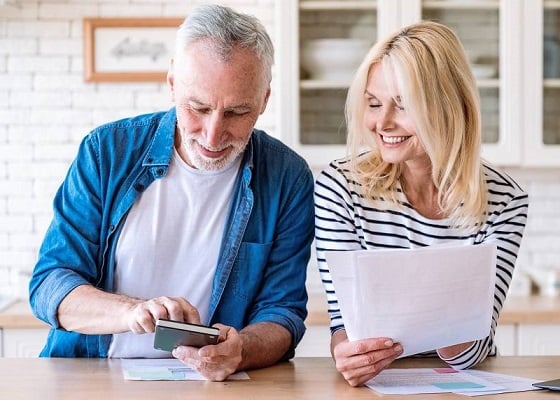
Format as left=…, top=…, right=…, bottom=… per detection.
left=83, top=17, right=183, bottom=82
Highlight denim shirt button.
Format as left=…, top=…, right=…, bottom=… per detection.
left=134, top=183, right=144, bottom=191
left=155, top=168, right=164, bottom=176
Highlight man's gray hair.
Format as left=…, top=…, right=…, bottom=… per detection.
left=175, top=4, right=274, bottom=83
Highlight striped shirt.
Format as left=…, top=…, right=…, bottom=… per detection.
left=314, top=157, right=529, bottom=369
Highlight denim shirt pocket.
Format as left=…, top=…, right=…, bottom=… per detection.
left=229, top=241, right=273, bottom=301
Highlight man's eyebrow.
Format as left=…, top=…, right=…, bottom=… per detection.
left=186, top=98, right=209, bottom=107
left=227, top=103, right=252, bottom=111
left=186, top=98, right=253, bottom=112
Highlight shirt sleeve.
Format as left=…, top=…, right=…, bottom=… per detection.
left=314, top=161, right=363, bottom=334
left=440, top=177, right=529, bottom=369
left=29, top=133, right=103, bottom=328
left=247, top=161, right=316, bottom=357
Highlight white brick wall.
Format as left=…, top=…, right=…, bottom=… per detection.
left=0, top=0, right=559, bottom=301
left=0, top=0, right=277, bottom=298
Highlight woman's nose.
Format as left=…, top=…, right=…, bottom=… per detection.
left=377, top=107, right=395, bottom=132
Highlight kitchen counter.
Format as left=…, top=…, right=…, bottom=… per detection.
left=0, top=294, right=559, bottom=329
left=306, top=292, right=560, bottom=326
left=0, top=300, right=48, bottom=329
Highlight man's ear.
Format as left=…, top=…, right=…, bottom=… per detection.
left=167, top=58, right=175, bottom=102
left=260, top=86, right=271, bottom=114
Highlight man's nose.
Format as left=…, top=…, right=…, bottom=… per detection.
left=204, top=112, right=225, bottom=148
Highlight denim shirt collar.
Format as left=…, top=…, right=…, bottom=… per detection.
left=142, top=108, right=177, bottom=178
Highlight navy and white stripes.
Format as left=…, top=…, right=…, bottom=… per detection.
left=314, top=158, right=528, bottom=369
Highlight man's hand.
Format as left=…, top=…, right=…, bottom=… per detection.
left=57, top=285, right=202, bottom=335
left=126, top=296, right=201, bottom=334
left=331, top=329, right=403, bottom=387
left=172, top=323, right=243, bottom=381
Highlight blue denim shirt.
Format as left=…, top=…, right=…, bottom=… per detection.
left=29, top=108, right=314, bottom=358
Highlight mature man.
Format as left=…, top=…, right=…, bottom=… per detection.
left=29, top=4, right=314, bottom=381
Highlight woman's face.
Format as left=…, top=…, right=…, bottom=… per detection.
left=363, top=63, right=428, bottom=166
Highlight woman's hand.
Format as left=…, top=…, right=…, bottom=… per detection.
left=331, top=329, right=403, bottom=387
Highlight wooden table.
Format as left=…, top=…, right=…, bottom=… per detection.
left=1, top=356, right=558, bottom=399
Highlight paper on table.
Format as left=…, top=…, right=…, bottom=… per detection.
left=325, top=243, right=496, bottom=357
left=365, top=368, right=505, bottom=395
left=455, top=370, right=540, bottom=396
left=121, top=358, right=250, bottom=381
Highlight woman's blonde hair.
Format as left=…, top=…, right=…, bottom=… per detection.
left=346, top=20, right=487, bottom=227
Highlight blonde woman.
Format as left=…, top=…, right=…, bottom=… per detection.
left=314, top=21, right=529, bottom=387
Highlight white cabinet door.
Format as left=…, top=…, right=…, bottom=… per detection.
left=523, top=0, right=560, bottom=166
left=406, top=0, right=524, bottom=166
left=2, top=328, right=48, bottom=357
left=277, top=0, right=560, bottom=168
left=494, top=324, right=516, bottom=356
left=517, top=324, right=560, bottom=355
left=296, top=325, right=331, bottom=357
left=276, top=0, right=382, bottom=168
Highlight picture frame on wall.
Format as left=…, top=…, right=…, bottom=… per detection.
left=83, top=17, right=183, bottom=83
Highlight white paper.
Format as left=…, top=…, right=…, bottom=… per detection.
left=326, top=243, right=496, bottom=357
left=121, top=358, right=250, bottom=381
left=366, top=368, right=505, bottom=395
left=455, top=370, right=540, bottom=396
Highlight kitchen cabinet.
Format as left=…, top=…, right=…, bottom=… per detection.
left=296, top=319, right=560, bottom=357
left=275, top=0, right=560, bottom=168
left=276, top=0, right=381, bottom=167
left=494, top=324, right=516, bottom=356
left=0, top=301, right=49, bottom=358
left=296, top=322, right=560, bottom=357
left=496, top=323, right=560, bottom=356
left=299, top=293, right=560, bottom=357
left=295, top=325, right=331, bottom=357
left=524, top=0, right=560, bottom=166
left=1, top=328, right=48, bottom=357
left=517, top=324, right=560, bottom=355
left=409, top=0, right=518, bottom=166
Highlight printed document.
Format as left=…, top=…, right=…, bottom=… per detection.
left=121, top=358, right=250, bottom=381
left=365, top=368, right=539, bottom=396
left=456, top=370, right=540, bottom=396
left=366, top=368, right=505, bottom=395
left=325, top=242, right=497, bottom=357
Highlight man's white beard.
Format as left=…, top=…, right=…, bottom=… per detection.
left=180, top=132, right=249, bottom=171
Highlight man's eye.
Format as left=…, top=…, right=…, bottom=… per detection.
left=224, top=109, right=250, bottom=117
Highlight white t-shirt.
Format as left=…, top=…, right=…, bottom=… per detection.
left=108, top=149, right=241, bottom=358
